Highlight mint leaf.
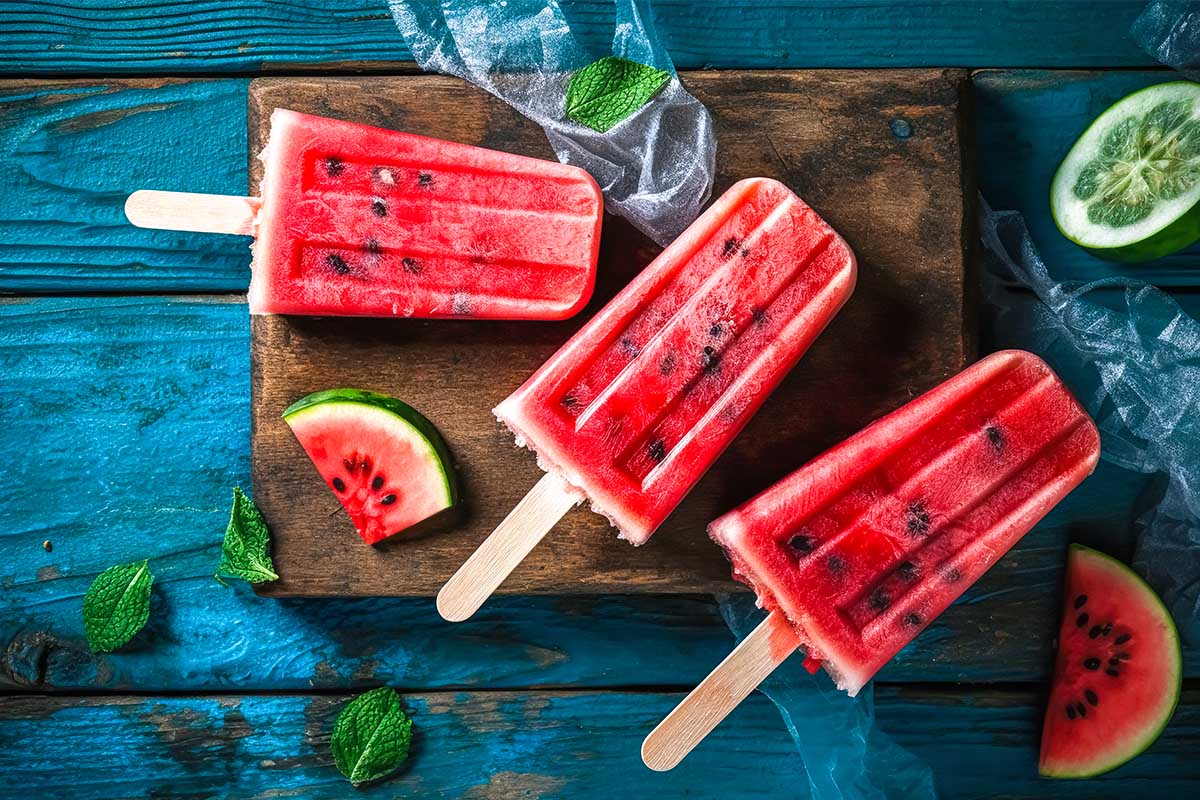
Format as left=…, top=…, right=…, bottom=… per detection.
left=215, top=487, right=278, bottom=585
left=565, top=56, right=670, bottom=133
left=331, top=686, right=413, bottom=786
left=82, top=560, right=153, bottom=653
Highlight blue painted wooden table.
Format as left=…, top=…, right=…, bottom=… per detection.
left=1, top=2, right=1197, bottom=797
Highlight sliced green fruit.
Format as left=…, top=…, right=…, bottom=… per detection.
left=1051, top=81, right=1200, bottom=261
left=1039, top=544, right=1181, bottom=778
left=283, top=389, right=458, bottom=545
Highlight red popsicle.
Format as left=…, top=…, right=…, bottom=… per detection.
left=438, top=178, right=857, bottom=620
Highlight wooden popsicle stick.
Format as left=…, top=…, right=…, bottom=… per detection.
left=642, top=609, right=800, bottom=771
left=436, top=471, right=580, bottom=622
left=124, top=190, right=262, bottom=235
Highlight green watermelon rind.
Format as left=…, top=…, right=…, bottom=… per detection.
left=1040, top=544, right=1182, bottom=779
left=282, top=389, right=459, bottom=509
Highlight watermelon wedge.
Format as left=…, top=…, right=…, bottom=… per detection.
left=284, top=389, right=458, bottom=545
left=1039, top=544, right=1181, bottom=778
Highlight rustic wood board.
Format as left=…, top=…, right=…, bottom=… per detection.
left=250, top=70, right=974, bottom=597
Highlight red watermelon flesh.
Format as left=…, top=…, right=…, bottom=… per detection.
left=709, top=351, right=1101, bottom=695
left=249, top=109, right=602, bottom=320
left=1039, top=544, right=1181, bottom=778
left=495, top=178, right=856, bottom=544
left=284, top=389, right=458, bottom=545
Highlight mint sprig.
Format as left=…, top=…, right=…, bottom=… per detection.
left=565, top=56, right=670, bottom=133
left=331, top=686, right=413, bottom=786
left=82, top=560, right=154, bottom=653
left=215, top=487, right=278, bottom=585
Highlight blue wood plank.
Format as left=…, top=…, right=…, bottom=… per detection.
left=1, top=688, right=1196, bottom=798
left=12, top=71, right=1200, bottom=294
left=0, top=1, right=1158, bottom=74
left=975, top=69, right=1200, bottom=287
left=0, top=79, right=250, bottom=293
left=2, top=295, right=1197, bottom=691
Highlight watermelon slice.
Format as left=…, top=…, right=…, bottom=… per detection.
left=284, top=389, right=458, bottom=545
left=1039, top=544, right=1181, bottom=778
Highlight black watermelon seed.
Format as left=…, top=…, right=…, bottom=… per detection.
left=659, top=351, right=676, bottom=376
left=326, top=253, right=351, bottom=275
left=788, top=534, right=813, bottom=554
left=342, top=458, right=356, bottom=473
left=1066, top=705, right=1077, bottom=720
left=1109, top=657, right=1120, bottom=666
left=562, top=394, right=578, bottom=409
left=1117, top=651, right=1130, bottom=660
left=904, top=612, right=922, bottom=626
left=371, top=475, right=384, bottom=491
left=324, top=156, right=344, bottom=176
left=1089, top=625, right=1103, bottom=639
left=1101, top=623, right=1112, bottom=636
left=380, top=494, right=397, bottom=506
left=401, top=257, right=421, bottom=275
left=647, top=439, right=666, bottom=463
left=741, top=247, right=752, bottom=258
left=1085, top=690, right=1098, bottom=706
left=722, top=237, right=740, bottom=258
left=906, top=501, right=931, bottom=536
left=1076, top=613, right=1089, bottom=628
left=869, top=590, right=890, bottom=611
left=619, top=337, right=641, bottom=357
left=1084, top=658, right=1100, bottom=670
left=986, top=425, right=1004, bottom=452
left=897, top=561, right=917, bottom=581
left=371, top=198, right=388, bottom=217
left=702, top=346, right=720, bottom=373
left=365, top=238, right=383, bottom=256
left=1074, top=594, right=1088, bottom=609
left=710, top=323, right=722, bottom=337
left=1076, top=703, right=1087, bottom=718
left=418, top=171, right=433, bottom=188
left=751, top=307, right=768, bottom=326
left=1114, top=633, right=1131, bottom=645
left=332, top=477, right=346, bottom=492
left=1106, top=668, right=1121, bottom=677
left=827, top=555, right=846, bottom=575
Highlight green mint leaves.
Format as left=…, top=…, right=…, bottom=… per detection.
left=565, top=56, right=671, bottom=133
left=215, top=487, right=278, bottom=585
left=82, top=560, right=154, bottom=653
left=331, top=686, right=413, bottom=786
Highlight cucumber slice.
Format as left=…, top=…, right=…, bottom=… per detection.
left=1051, top=81, right=1200, bottom=262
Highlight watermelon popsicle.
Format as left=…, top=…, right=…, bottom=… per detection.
left=124, top=109, right=603, bottom=320
left=642, top=351, right=1102, bottom=771
left=436, top=178, right=857, bottom=622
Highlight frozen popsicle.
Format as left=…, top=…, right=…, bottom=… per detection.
left=124, top=109, right=602, bottom=320
left=642, top=350, right=1101, bottom=770
left=437, top=178, right=857, bottom=621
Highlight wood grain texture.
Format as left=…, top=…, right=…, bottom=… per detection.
left=976, top=69, right=1200, bottom=287
left=0, top=1, right=1158, bottom=74
left=1, top=687, right=1196, bottom=798
left=4, top=71, right=1194, bottom=294
left=248, top=70, right=974, bottom=597
left=0, top=78, right=250, bottom=292
left=10, top=296, right=1196, bottom=696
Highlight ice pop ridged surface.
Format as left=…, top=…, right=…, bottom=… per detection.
left=495, top=178, right=857, bottom=544
left=709, top=351, right=1101, bottom=695
left=249, top=109, right=602, bottom=319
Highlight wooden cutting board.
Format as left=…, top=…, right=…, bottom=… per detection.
left=249, top=71, right=975, bottom=597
